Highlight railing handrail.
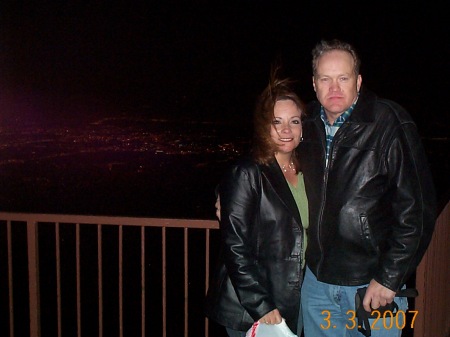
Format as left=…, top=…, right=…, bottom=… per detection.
left=0, top=212, right=219, bottom=229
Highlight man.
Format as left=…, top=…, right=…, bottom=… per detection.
left=299, top=39, right=436, bottom=336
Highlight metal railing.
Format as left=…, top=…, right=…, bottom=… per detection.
left=0, top=212, right=220, bottom=337
left=1, top=200, right=449, bottom=337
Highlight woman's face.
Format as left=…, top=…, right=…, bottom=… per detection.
left=270, top=99, right=302, bottom=154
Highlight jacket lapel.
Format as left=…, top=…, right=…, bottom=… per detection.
left=261, top=161, right=302, bottom=227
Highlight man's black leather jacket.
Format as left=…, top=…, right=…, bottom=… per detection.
left=298, top=86, right=436, bottom=292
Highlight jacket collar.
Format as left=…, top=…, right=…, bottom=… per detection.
left=260, top=160, right=302, bottom=227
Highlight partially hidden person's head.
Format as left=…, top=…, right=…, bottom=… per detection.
left=312, top=39, right=362, bottom=124
left=252, top=65, right=306, bottom=167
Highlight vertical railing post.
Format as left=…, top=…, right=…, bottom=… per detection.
left=76, top=223, right=81, bottom=337
left=27, top=220, right=40, bottom=337
left=118, top=225, right=124, bottom=337
left=141, top=226, right=146, bottom=337
left=162, top=227, right=167, bottom=337
left=204, top=228, right=211, bottom=337
left=55, top=223, right=62, bottom=337
left=184, top=228, right=188, bottom=337
left=7, top=220, right=14, bottom=337
left=97, top=224, right=104, bottom=337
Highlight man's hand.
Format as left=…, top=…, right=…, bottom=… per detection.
left=215, top=194, right=221, bottom=221
left=362, top=279, right=396, bottom=312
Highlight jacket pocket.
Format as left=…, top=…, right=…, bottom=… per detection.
left=359, top=214, right=379, bottom=254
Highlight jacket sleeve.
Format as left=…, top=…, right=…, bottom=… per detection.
left=218, top=162, right=276, bottom=320
left=377, top=119, right=437, bottom=291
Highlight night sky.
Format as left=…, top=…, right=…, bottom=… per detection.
left=1, top=2, right=448, bottom=132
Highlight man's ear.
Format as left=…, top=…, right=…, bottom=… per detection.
left=357, top=74, right=362, bottom=92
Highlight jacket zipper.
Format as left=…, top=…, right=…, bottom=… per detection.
left=316, top=119, right=328, bottom=276
left=316, top=120, right=348, bottom=276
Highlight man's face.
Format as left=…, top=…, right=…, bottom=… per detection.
left=312, top=50, right=362, bottom=124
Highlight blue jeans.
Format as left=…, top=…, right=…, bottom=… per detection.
left=301, top=267, right=408, bottom=337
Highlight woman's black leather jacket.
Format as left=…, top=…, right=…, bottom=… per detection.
left=299, top=86, right=436, bottom=292
left=205, top=158, right=304, bottom=333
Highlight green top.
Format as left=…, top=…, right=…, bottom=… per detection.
left=287, top=172, right=309, bottom=269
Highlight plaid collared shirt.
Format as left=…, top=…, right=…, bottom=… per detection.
left=320, top=98, right=358, bottom=165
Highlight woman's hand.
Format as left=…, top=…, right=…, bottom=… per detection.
left=215, top=194, right=221, bottom=220
left=258, top=308, right=282, bottom=325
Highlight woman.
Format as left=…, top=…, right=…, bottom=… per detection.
left=205, top=69, right=308, bottom=337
